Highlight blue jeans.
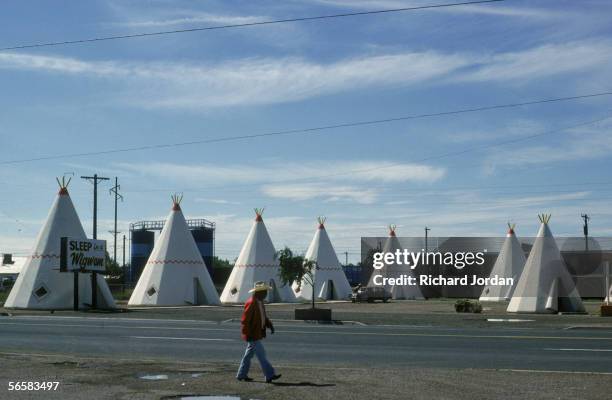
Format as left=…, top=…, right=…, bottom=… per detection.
left=236, top=340, right=275, bottom=380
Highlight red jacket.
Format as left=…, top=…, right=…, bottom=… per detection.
left=241, top=296, right=272, bottom=341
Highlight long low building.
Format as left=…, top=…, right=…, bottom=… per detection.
left=0, top=254, right=26, bottom=280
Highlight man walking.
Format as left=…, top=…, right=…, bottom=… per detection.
left=236, top=281, right=282, bottom=383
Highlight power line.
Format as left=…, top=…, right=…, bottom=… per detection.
left=0, top=111, right=610, bottom=199
left=222, top=113, right=612, bottom=188
left=2, top=91, right=610, bottom=166
left=52, top=113, right=611, bottom=198
left=110, top=113, right=612, bottom=194
left=0, top=0, right=505, bottom=51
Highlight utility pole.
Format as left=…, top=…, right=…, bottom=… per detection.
left=122, top=234, right=127, bottom=286
left=81, top=174, right=109, bottom=309
left=109, top=177, right=123, bottom=265
left=344, top=251, right=349, bottom=266
left=425, top=227, right=431, bottom=253
left=581, top=214, right=590, bottom=251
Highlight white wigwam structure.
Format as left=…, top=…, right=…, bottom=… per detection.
left=293, top=217, right=352, bottom=301
left=5, top=178, right=116, bottom=310
left=368, top=225, right=424, bottom=300
left=479, top=223, right=526, bottom=302
left=220, top=209, right=295, bottom=304
left=508, top=214, right=585, bottom=313
left=128, top=195, right=220, bottom=306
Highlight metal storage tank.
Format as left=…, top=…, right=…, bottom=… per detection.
left=191, top=227, right=215, bottom=277
left=130, top=218, right=216, bottom=283
left=130, top=230, right=155, bottom=283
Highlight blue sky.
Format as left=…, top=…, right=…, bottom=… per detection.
left=1, top=0, right=611, bottom=263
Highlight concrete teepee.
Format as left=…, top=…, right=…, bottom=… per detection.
left=507, top=214, right=585, bottom=313
left=480, top=223, right=526, bottom=302
left=5, top=178, right=116, bottom=310
left=220, top=209, right=295, bottom=304
left=368, top=225, right=424, bottom=300
left=128, top=195, right=220, bottom=306
left=293, top=217, right=352, bottom=301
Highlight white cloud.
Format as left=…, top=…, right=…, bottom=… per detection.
left=115, top=160, right=444, bottom=204
left=115, top=160, right=446, bottom=184
left=478, top=191, right=592, bottom=210
left=194, top=198, right=241, bottom=205
left=0, top=234, right=35, bottom=255
left=458, top=40, right=612, bottom=83
left=485, top=120, right=612, bottom=170
left=0, top=53, right=124, bottom=75
left=0, top=51, right=469, bottom=108
left=120, top=12, right=267, bottom=28
left=262, top=182, right=378, bottom=204
left=0, top=39, right=609, bottom=109
left=442, top=4, right=566, bottom=19
left=128, top=52, right=468, bottom=108
left=384, top=190, right=605, bottom=237
left=308, top=0, right=566, bottom=19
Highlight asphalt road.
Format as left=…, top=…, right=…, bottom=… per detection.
left=1, top=315, right=611, bottom=373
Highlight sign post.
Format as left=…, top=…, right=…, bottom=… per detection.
left=60, top=237, right=107, bottom=310
left=73, top=270, right=79, bottom=311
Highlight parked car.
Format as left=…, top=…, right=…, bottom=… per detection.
left=351, top=286, right=391, bottom=303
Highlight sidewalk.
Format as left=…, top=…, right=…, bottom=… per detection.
left=2, top=300, right=611, bottom=330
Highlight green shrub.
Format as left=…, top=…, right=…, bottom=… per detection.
left=455, top=299, right=482, bottom=313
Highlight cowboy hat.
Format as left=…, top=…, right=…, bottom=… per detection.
left=249, top=281, right=272, bottom=293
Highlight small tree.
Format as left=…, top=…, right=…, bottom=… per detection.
left=212, top=256, right=233, bottom=269
left=277, top=247, right=317, bottom=309
left=105, top=253, right=127, bottom=284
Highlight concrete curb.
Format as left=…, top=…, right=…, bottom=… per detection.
left=220, top=318, right=367, bottom=326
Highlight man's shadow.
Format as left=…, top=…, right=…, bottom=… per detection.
left=269, top=381, right=335, bottom=387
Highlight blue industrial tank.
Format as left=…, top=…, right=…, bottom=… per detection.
left=191, top=227, right=215, bottom=277
left=130, top=230, right=154, bottom=283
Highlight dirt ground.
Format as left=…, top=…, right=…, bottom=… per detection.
left=0, top=352, right=611, bottom=400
